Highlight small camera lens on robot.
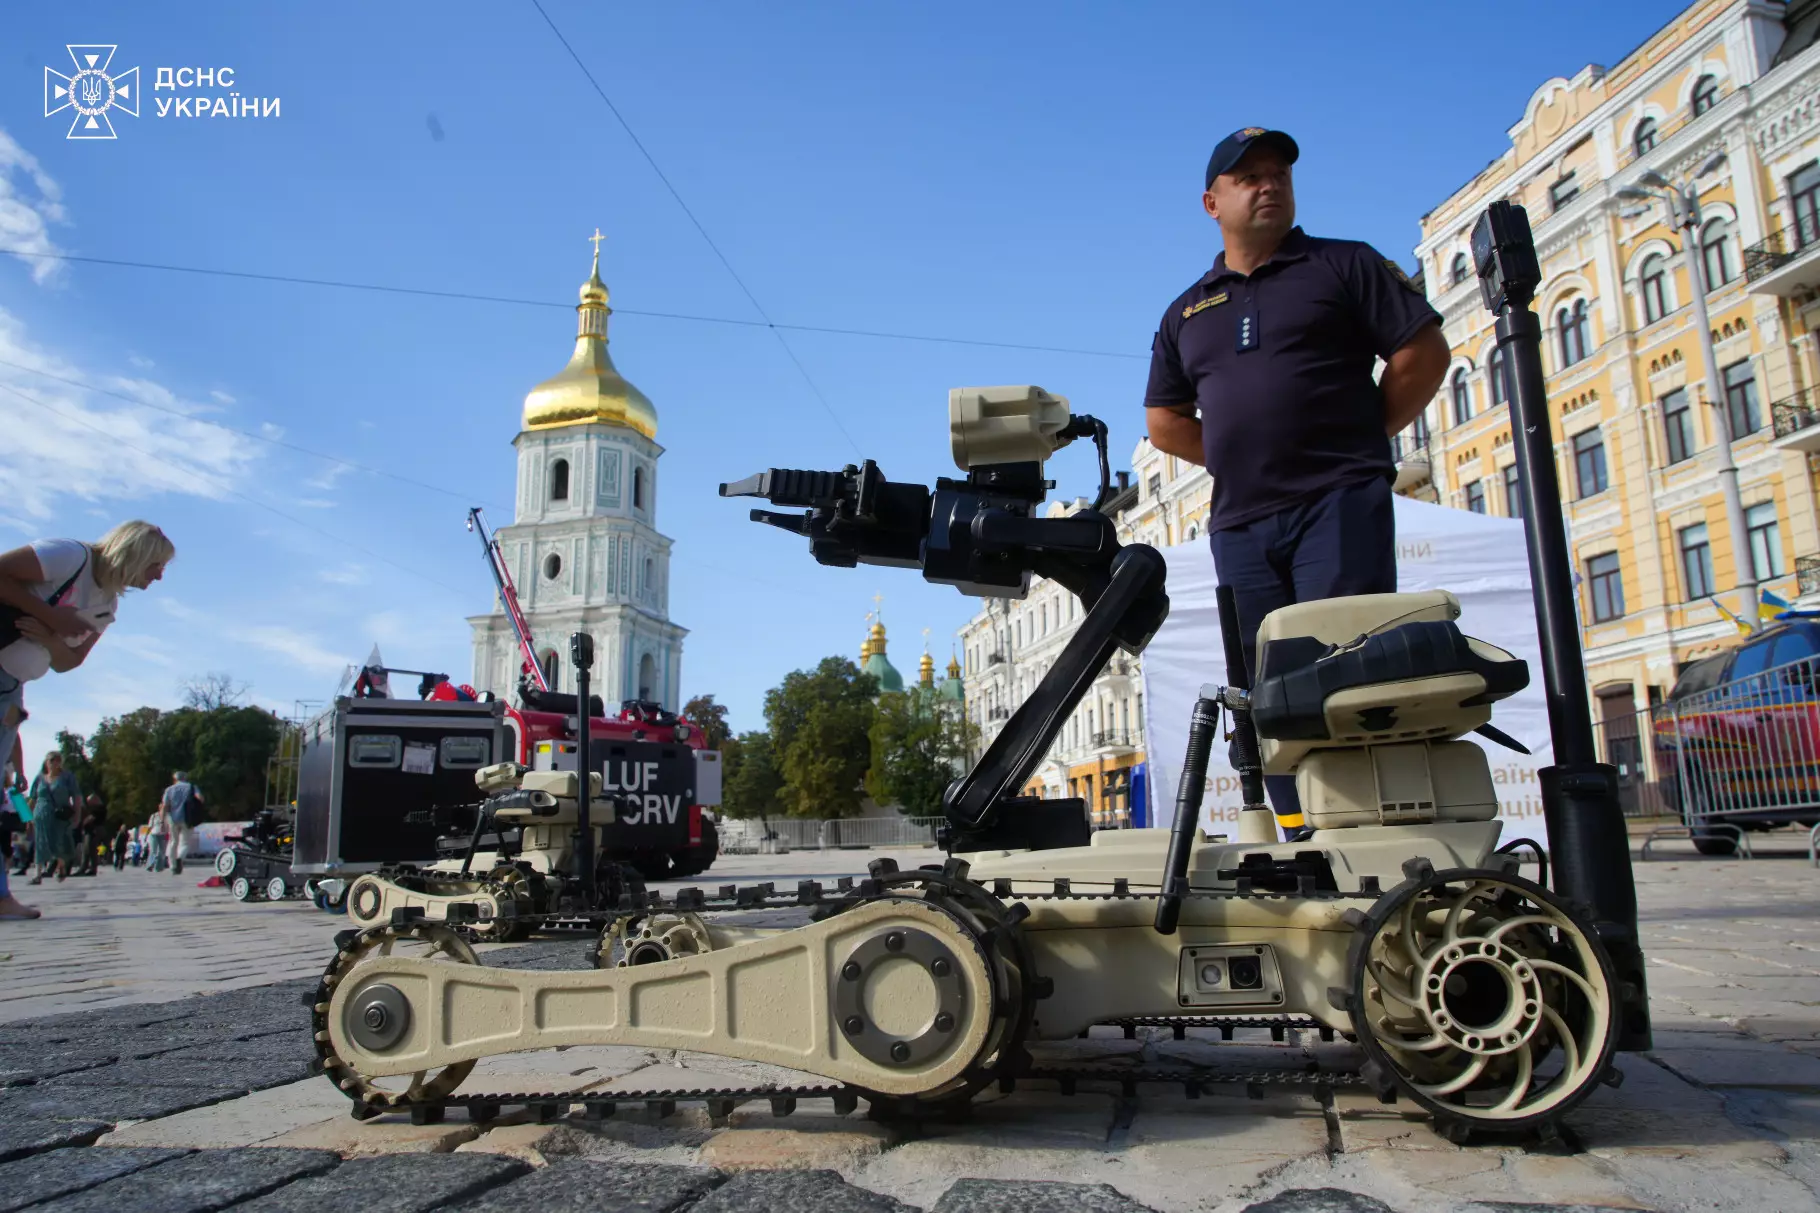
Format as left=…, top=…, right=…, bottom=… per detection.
left=1228, top=956, right=1263, bottom=990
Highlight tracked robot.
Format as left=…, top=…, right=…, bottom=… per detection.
left=309, top=202, right=1649, bottom=1141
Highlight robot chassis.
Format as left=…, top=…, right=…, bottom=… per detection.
left=311, top=204, right=1650, bottom=1142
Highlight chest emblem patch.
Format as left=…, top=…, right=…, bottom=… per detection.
left=1183, top=292, right=1229, bottom=319
left=1383, top=259, right=1419, bottom=291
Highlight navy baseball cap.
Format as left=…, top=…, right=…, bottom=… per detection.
left=1205, top=128, right=1299, bottom=189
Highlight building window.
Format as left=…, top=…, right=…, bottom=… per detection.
left=549, top=458, right=570, bottom=502
left=1503, top=462, right=1523, bottom=520
left=539, top=650, right=560, bottom=691
left=1464, top=480, right=1486, bottom=514
left=1640, top=254, right=1669, bottom=324
left=1679, top=522, right=1714, bottom=601
left=1572, top=428, right=1608, bottom=498
left=1449, top=368, right=1472, bottom=425
left=1792, top=162, right=1820, bottom=249
left=1701, top=217, right=1734, bottom=287
left=1449, top=253, right=1470, bottom=286
left=1147, top=473, right=1162, bottom=499
left=1691, top=74, right=1719, bottom=117
left=1723, top=360, right=1760, bottom=437
left=1489, top=345, right=1512, bottom=407
left=1661, top=389, right=1695, bottom=464
left=632, top=466, right=645, bottom=510
left=1587, top=552, right=1625, bottom=622
left=1557, top=299, right=1590, bottom=367
left=1549, top=173, right=1579, bottom=212
left=1410, top=411, right=1431, bottom=449
left=1747, top=502, right=1786, bottom=580
left=543, top=552, right=562, bottom=581
left=1633, top=118, right=1658, bottom=158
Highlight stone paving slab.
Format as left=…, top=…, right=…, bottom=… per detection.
left=453, top=1158, right=725, bottom=1212
left=0, top=1119, right=111, bottom=1166
left=0, top=1146, right=190, bottom=1213
left=96, top=1079, right=353, bottom=1150
left=0, top=1081, right=247, bottom=1124
left=692, top=1168, right=919, bottom=1213
left=26, top=1146, right=338, bottom=1212
left=232, top=1151, right=530, bottom=1212
left=930, top=1177, right=1158, bottom=1212
left=1237, top=1192, right=1398, bottom=1213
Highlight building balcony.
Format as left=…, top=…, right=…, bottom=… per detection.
left=1743, top=213, right=1820, bottom=297
left=986, top=651, right=1005, bottom=666
left=1091, top=730, right=1140, bottom=754
left=1391, top=443, right=1432, bottom=493
left=1770, top=391, right=1820, bottom=454
left=1800, top=555, right=1820, bottom=599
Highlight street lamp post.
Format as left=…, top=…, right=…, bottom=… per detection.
left=1619, top=154, right=1759, bottom=631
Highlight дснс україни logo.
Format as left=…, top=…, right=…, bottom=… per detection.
left=45, top=45, right=139, bottom=139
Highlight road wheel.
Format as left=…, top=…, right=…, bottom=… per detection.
left=231, top=876, right=254, bottom=902
left=266, top=876, right=290, bottom=901
left=215, top=850, right=239, bottom=879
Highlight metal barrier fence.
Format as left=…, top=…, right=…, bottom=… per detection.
left=1593, top=651, right=1820, bottom=854
left=718, top=815, right=945, bottom=854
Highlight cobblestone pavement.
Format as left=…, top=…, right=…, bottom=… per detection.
left=0, top=836, right=1815, bottom=1211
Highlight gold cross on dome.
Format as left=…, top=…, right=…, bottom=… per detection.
left=588, top=228, right=606, bottom=268
left=873, top=592, right=884, bottom=619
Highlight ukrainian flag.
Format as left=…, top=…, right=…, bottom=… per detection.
left=1761, top=589, right=1793, bottom=622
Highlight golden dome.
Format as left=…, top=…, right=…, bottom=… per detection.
left=919, top=651, right=935, bottom=688
left=521, top=232, right=659, bottom=440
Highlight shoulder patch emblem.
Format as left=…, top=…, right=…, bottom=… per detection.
left=1183, top=292, right=1229, bottom=319
left=1240, top=127, right=1267, bottom=138
left=1384, top=259, right=1418, bottom=290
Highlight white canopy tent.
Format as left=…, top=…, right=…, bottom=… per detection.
left=1138, top=495, right=1554, bottom=851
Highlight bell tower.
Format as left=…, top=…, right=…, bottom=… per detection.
left=468, top=231, right=687, bottom=707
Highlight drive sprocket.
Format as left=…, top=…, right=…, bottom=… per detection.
left=312, top=922, right=480, bottom=1120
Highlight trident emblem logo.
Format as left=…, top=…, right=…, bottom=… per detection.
left=45, top=45, right=139, bottom=140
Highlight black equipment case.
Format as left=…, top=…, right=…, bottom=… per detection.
left=292, top=698, right=508, bottom=875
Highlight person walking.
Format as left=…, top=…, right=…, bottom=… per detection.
left=111, top=821, right=130, bottom=871
left=0, top=522, right=174, bottom=783
left=27, top=752, right=77, bottom=884
left=145, top=804, right=169, bottom=874
left=1143, top=127, right=1450, bottom=840
left=159, top=771, right=202, bottom=876
left=75, top=794, right=105, bottom=876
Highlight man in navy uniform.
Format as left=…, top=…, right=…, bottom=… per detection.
left=1145, top=127, right=1451, bottom=840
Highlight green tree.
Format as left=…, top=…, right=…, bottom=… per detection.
left=721, top=729, right=785, bottom=824
left=866, top=690, right=978, bottom=817
left=765, top=657, right=878, bottom=818
left=681, top=693, right=733, bottom=750
left=55, top=730, right=97, bottom=797
left=86, top=702, right=283, bottom=825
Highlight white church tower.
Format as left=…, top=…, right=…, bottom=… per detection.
left=468, top=232, right=686, bottom=707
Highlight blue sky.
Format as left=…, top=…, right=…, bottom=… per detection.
left=1, top=1, right=1688, bottom=756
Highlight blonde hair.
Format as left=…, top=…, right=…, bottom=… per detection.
left=92, top=521, right=175, bottom=594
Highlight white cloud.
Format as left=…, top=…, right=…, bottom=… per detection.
left=0, top=128, right=66, bottom=284
left=126, top=354, right=155, bottom=371
left=211, top=390, right=237, bottom=405
left=320, top=564, right=366, bottom=585
left=296, top=497, right=335, bottom=509
left=0, top=306, right=263, bottom=525
left=229, top=624, right=353, bottom=676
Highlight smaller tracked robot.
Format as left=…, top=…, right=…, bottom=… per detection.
left=309, top=202, right=1648, bottom=1143
left=342, top=759, right=646, bottom=941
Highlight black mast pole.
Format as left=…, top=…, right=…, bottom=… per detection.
left=570, top=632, right=597, bottom=909
left=1474, top=201, right=1651, bottom=1050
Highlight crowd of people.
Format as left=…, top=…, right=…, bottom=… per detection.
left=0, top=521, right=175, bottom=920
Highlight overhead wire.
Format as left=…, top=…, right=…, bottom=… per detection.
left=0, top=248, right=1145, bottom=361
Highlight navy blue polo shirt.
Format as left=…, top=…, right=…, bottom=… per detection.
left=1144, top=227, right=1441, bottom=533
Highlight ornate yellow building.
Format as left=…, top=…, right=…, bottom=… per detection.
left=1409, top=0, right=1820, bottom=729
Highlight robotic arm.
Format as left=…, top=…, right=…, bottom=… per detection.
left=721, top=386, right=1170, bottom=841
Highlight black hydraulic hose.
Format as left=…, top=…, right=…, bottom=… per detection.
left=572, top=634, right=597, bottom=908
left=1217, top=586, right=1268, bottom=812
left=1155, top=695, right=1219, bottom=934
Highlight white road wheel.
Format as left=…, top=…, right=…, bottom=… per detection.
left=231, top=876, right=253, bottom=902
left=266, top=876, right=290, bottom=902
left=215, top=850, right=239, bottom=878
